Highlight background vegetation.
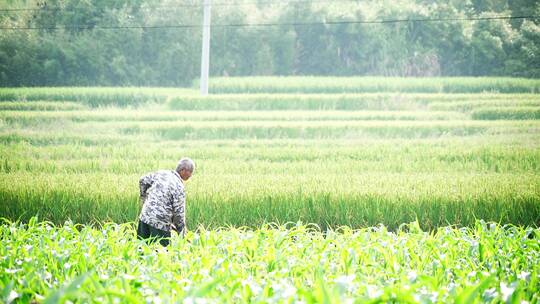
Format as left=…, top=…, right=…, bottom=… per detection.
left=1, top=0, right=539, bottom=87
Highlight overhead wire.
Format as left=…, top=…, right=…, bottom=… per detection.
left=0, top=15, right=538, bottom=31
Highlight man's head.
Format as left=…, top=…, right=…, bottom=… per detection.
left=176, top=157, right=195, bottom=181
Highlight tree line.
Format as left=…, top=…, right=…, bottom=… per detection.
left=0, top=0, right=538, bottom=87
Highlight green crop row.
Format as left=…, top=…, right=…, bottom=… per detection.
left=428, top=100, right=540, bottom=112
left=169, top=93, right=539, bottom=111
left=1, top=89, right=536, bottom=111
left=1, top=172, right=539, bottom=229
left=1, top=219, right=538, bottom=303
left=202, top=77, right=540, bottom=94
left=112, top=120, right=537, bottom=140
left=0, top=87, right=175, bottom=107
left=0, top=101, right=88, bottom=111
left=472, top=107, right=540, bottom=120
left=0, top=110, right=466, bottom=124
left=0, top=132, right=134, bottom=147
left=1, top=140, right=539, bottom=174
left=10, top=118, right=536, bottom=141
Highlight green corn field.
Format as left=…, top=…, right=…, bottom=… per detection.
left=1, top=219, right=539, bottom=303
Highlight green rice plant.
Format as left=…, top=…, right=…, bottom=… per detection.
left=0, top=87, right=179, bottom=107
left=0, top=101, right=88, bottom=111
left=0, top=131, right=137, bottom=146
left=471, top=107, right=540, bottom=120
left=1, top=219, right=538, bottom=302
left=169, top=93, right=538, bottom=111
left=1, top=172, right=538, bottom=229
left=0, top=110, right=467, bottom=125
left=0, top=91, right=17, bottom=101
left=202, top=77, right=540, bottom=94
left=111, top=120, right=538, bottom=140
left=1, top=137, right=539, bottom=175
left=169, top=94, right=431, bottom=111
left=428, top=100, right=540, bottom=112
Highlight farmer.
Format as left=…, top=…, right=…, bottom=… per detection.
left=137, top=158, right=195, bottom=246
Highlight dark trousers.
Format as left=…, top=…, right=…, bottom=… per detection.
left=136, top=220, right=171, bottom=247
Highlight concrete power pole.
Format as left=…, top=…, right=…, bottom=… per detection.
left=200, top=0, right=211, bottom=95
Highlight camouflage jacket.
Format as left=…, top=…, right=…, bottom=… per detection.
left=139, top=170, right=186, bottom=234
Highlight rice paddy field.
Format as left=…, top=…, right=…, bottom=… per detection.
left=1, top=77, right=540, bottom=303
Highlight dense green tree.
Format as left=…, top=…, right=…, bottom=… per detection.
left=0, top=0, right=538, bottom=86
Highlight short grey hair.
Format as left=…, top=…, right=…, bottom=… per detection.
left=176, top=157, right=195, bottom=173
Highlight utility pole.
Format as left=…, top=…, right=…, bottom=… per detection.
left=200, top=0, right=211, bottom=95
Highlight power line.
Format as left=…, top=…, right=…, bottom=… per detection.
left=1, top=15, right=538, bottom=31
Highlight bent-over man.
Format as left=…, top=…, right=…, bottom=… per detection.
left=137, top=158, right=195, bottom=246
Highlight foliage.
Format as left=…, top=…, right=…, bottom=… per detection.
left=202, top=77, right=540, bottom=94
left=0, top=219, right=539, bottom=303
left=0, top=0, right=539, bottom=86
left=471, top=106, right=540, bottom=119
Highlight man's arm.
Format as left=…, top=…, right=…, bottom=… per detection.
left=139, top=173, right=155, bottom=204
left=171, top=188, right=186, bottom=236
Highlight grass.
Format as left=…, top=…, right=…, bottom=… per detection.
left=0, top=101, right=88, bottom=111
left=118, top=122, right=498, bottom=140
left=113, top=120, right=536, bottom=139
left=472, top=107, right=540, bottom=120
left=1, top=139, right=537, bottom=172
left=0, top=110, right=467, bottom=123
left=428, top=100, right=540, bottom=112
left=202, top=77, right=540, bottom=94
left=0, top=87, right=195, bottom=107
left=1, top=219, right=538, bottom=303
left=169, top=93, right=539, bottom=111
